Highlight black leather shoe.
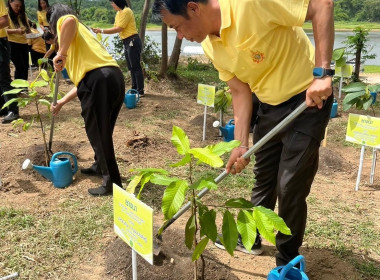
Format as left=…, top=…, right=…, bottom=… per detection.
left=88, top=186, right=112, bottom=196
left=2, top=111, right=19, bottom=124
left=81, top=164, right=102, bottom=177
left=0, top=109, right=8, bottom=117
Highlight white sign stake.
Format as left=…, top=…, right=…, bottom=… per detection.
left=203, top=106, right=207, bottom=141
left=132, top=249, right=137, bottom=280
left=355, top=145, right=365, bottom=191
left=370, top=148, right=377, bottom=185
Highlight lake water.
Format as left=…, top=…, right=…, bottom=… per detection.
left=106, top=30, right=380, bottom=65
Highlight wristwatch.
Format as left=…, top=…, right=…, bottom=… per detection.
left=313, top=67, right=335, bottom=78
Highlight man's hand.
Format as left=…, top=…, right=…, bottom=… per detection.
left=226, top=147, right=250, bottom=174
left=306, top=77, right=332, bottom=109
left=53, top=53, right=66, bottom=72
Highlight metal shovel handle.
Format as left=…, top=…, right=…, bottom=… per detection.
left=157, top=101, right=308, bottom=236
left=48, top=73, right=60, bottom=152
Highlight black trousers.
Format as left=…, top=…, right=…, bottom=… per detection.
left=123, top=34, right=144, bottom=95
left=251, top=91, right=332, bottom=266
left=0, top=38, right=14, bottom=114
left=9, top=42, right=28, bottom=80
left=77, top=66, right=125, bottom=189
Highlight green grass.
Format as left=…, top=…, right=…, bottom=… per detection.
left=0, top=201, right=113, bottom=278
left=364, top=65, right=380, bottom=73
left=303, top=21, right=380, bottom=31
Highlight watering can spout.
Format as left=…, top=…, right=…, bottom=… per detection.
left=32, top=165, right=54, bottom=182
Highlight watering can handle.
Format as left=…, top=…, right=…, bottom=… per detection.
left=127, top=89, right=139, bottom=102
left=51, top=152, right=78, bottom=175
left=279, top=255, right=306, bottom=279
left=227, top=119, right=234, bottom=125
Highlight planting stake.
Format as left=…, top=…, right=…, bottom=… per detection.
left=132, top=249, right=137, bottom=280
left=355, top=145, right=365, bottom=191
left=370, top=148, right=377, bottom=185
left=0, top=272, right=19, bottom=280
left=154, top=101, right=308, bottom=255
left=48, top=73, right=60, bottom=153
left=202, top=105, right=207, bottom=141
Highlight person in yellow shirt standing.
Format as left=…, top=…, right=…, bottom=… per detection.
left=37, top=0, right=50, bottom=50
left=3, top=0, right=30, bottom=123
left=153, top=0, right=334, bottom=267
left=48, top=4, right=125, bottom=197
left=92, top=0, right=144, bottom=96
left=0, top=0, right=12, bottom=119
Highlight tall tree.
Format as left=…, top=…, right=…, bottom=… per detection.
left=160, top=22, right=168, bottom=77
left=67, top=0, right=83, bottom=15
left=168, top=37, right=183, bottom=71
left=139, top=0, right=151, bottom=48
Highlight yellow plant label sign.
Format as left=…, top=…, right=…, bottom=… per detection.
left=346, top=114, right=380, bottom=148
left=113, top=184, right=153, bottom=265
left=197, top=84, right=215, bottom=107
left=335, top=64, right=353, bottom=78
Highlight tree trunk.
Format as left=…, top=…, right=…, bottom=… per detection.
left=168, top=37, right=183, bottom=71
left=126, top=0, right=132, bottom=9
left=354, top=46, right=362, bottom=81
left=160, top=22, right=168, bottom=77
left=139, top=0, right=151, bottom=49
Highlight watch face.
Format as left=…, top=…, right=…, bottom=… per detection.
left=313, top=67, right=324, bottom=78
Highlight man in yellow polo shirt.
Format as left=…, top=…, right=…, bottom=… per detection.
left=153, top=0, right=334, bottom=267
left=0, top=0, right=12, bottom=118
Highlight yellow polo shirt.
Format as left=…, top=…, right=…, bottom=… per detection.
left=37, top=10, right=49, bottom=27
left=7, top=15, right=30, bottom=44
left=201, top=0, right=314, bottom=105
left=0, top=0, right=8, bottom=38
left=114, top=7, right=137, bottom=39
left=57, top=15, right=118, bottom=86
left=28, top=28, right=46, bottom=54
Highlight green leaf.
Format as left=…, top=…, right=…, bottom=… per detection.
left=185, top=215, right=196, bottom=249
left=363, top=97, right=373, bottom=110
left=199, top=210, right=217, bottom=242
left=368, top=84, right=380, bottom=92
left=2, top=98, right=21, bottom=109
left=207, top=140, right=240, bottom=156
left=38, top=58, right=48, bottom=65
left=150, top=174, right=179, bottom=186
left=332, top=47, right=345, bottom=61
left=255, top=206, right=291, bottom=235
left=192, top=237, right=209, bottom=261
left=11, top=79, right=29, bottom=88
left=342, top=82, right=367, bottom=93
left=2, top=88, right=22, bottom=95
left=222, top=210, right=239, bottom=256
left=343, top=91, right=365, bottom=104
left=38, top=99, right=51, bottom=107
left=225, top=198, right=254, bottom=209
left=40, top=69, right=50, bottom=81
left=171, top=126, right=190, bottom=155
left=189, top=178, right=217, bottom=190
left=252, top=207, right=276, bottom=245
left=343, top=100, right=355, bottom=111
left=126, top=174, right=143, bottom=194
left=335, top=57, right=346, bottom=67
left=33, top=80, right=48, bottom=88
left=162, top=180, right=188, bottom=220
left=170, top=154, right=191, bottom=167
left=137, top=173, right=153, bottom=199
left=18, top=99, right=31, bottom=108
left=12, top=118, right=24, bottom=127
left=29, top=91, right=37, bottom=98
left=23, top=122, right=31, bottom=131
left=237, top=210, right=257, bottom=252
left=189, top=148, right=223, bottom=167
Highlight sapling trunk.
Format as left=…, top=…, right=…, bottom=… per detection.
left=35, top=98, right=50, bottom=166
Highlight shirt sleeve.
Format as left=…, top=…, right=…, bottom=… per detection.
left=115, top=9, right=132, bottom=29
left=57, top=15, right=79, bottom=35
left=0, top=0, right=7, bottom=17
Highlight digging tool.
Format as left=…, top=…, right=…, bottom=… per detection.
left=48, top=72, right=59, bottom=153
left=153, top=101, right=308, bottom=255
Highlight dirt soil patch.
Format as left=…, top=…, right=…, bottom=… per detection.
left=1, top=72, right=380, bottom=280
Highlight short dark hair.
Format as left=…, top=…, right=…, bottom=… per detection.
left=42, top=30, right=54, bottom=41
left=110, top=0, right=128, bottom=10
left=152, top=0, right=208, bottom=19
left=46, top=3, right=75, bottom=35
left=37, top=0, right=49, bottom=11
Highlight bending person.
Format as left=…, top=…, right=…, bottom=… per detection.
left=48, top=3, right=125, bottom=196
left=92, top=0, right=144, bottom=96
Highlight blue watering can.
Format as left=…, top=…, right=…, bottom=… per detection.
left=267, top=255, right=308, bottom=280
left=219, top=119, right=235, bottom=142
left=22, top=152, right=78, bottom=188
left=124, top=89, right=140, bottom=109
